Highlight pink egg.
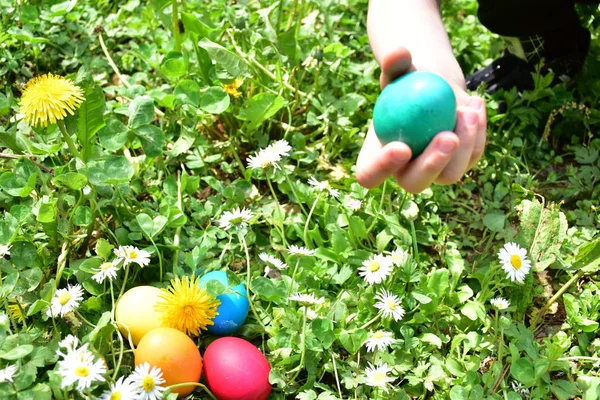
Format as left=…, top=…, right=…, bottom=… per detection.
left=203, top=337, right=271, bottom=400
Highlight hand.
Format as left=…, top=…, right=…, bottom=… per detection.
left=356, top=48, right=487, bottom=193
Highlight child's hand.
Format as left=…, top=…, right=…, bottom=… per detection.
left=356, top=48, right=487, bottom=193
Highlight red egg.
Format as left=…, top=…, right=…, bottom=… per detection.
left=203, top=337, right=271, bottom=400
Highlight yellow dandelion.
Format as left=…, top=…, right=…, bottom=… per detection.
left=222, top=78, right=243, bottom=98
left=7, top=302, right=26, bottom=324
left=20, top=73, right=85, bottom=127
left=155, top=276, right=220, bottom=336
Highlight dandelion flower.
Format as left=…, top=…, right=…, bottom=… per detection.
left=498, top=242, right=531, bottom=283
left=389, top=248, right=409, bottom=266
left=0, top=244, right=11, bottom=258
left=222, top=78, right=243, bottom=98
left=129, top=362, right=166, bottom=400
left=490, top=297, right=510, bottom=310
left=307, top=177, right=340, bottom=198
left=364, top=362, right=395, bottom=393
left=374, top=289, right=405, bottom=321
left=92, top=262, right=119, bottom=284
left=155, top=275, right=220, bottom=336
left=99, top=376, right=139, bottom=400
left=358, top=254, right=392, bottom=285
left=57, top=350, right=107, bottom=392
left=259, top=252, right=288, bottom=269
left=7, top=303, right=26, bottom=324
left=289, top=293, right=325, bottom=306
left=20, top=73, right=85, bottom=128
left=287, top=245, right=315, bottom=257
left=217, top=207, right=253, bottom=231
left=247, top=149, right=281, bottom=170
left=113, top=245, right=151, bottom=268
left=0, top=364, right=17, bottom=383
left=363, top=331, right=396, bottom=353
left=47, top=284, right=84, bottom=317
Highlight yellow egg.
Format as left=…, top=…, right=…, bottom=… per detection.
left=115, top=286, right=165, bottom=345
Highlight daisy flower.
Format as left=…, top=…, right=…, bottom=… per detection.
left=58, top=334, right=80, bottom=353
left=113, top=245, right=151, bottom=268
left=490, top=297, right=510, bottom=310
left=247, top=149, right=282, bottom=170
left=389, top=248, right=409, bottom=266
left=259, top=252, right=288, bottom=269
left=155, top=276, right=220, bottom=336
left=289, top=293, right=325, bottom=306
left=287, top=245, right=315, bottom=257
left=91, top=262, right=119, bottom=284
left=47, top=284, right=84, bottom=317
left=266, top=139, right=292, bottom=158
left=0, top=244, right=11, bottom=258
left=374, top=289, right=405, bottom=321
left=363, top=331, right=396, bottom=353
left=307, top=177, right=340, bottom=198
left=129, top=362, right=166, bottom=400
left=19, top=73, right=85, bottom=127
left=358, top=254, right=392, bottom=285
left=217, top=207, right=253, bottom=231
left=0, top=364, right=17, bottom=383
left=346, top=199, right=362, bottom=211
left=57, top=350, right=107, bottom=392
left=99, top=376, right=139, bottom=400
left=498, top=242, right=531, bottom=283
left=364, top=362, right=395, bottom=393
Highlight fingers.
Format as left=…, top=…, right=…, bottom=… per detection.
left=379, top=48, right=414, bottom=88
left=356, top=125, right=413, bottom=189
left=394, top=132, right=459, bottom=193
left=467, top=97, right=487, bottom=170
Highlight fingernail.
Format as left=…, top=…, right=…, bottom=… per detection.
left=437, top=138, right=457, bottom=154
left=469, top=97, right=483, bottom=109
left=463, top=110, right=478, bottom=125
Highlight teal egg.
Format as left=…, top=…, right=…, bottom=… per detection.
left=198, top=271, right=249, bottom=335
left=373, top=71, right=457, bottom=158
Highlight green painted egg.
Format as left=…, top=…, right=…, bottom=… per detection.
left=373, top=71, right=457, bottom=158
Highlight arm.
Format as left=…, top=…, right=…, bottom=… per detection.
left=356, top=0, right=487, bottom=193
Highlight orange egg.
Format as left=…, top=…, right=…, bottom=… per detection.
left=135, top=327, right=203, bottom=397
left=115, top=286, right=164, bottom=345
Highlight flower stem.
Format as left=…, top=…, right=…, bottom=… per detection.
left=282, top=168, right=307, bottom=215
left=239, top=234, right=266, bottom=332
left=149, top=236, right=163, bottom=281
left=410, top=220, right=419, bottom=263
left=166, top=382, right=217, bottom=400
left=288, top=259, right=301, bottom=297
left=303, top=193, right=321, bottom=248
left=171, top=0, right=182, bottom=51
left=366, top=180, right=388, bottom=235
left=290, top=306, right=308, bottom=382
left=266, top=175, right=287, bottom=246
left=118, top=264, right=130, bottom=299
left=360, top=313, right=381, bottom=330
left=57, top=120, right=81, bottom=160
left=172, top=170, right=184, bottom=274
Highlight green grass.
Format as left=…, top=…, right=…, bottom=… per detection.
left=0, top=0, right=599, bottom=399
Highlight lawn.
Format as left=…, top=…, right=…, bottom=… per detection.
left=0, top=0, right=599, bottom=399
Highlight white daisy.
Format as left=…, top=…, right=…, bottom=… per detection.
left=301, top=306, right=318, bottom=320
left=259, top=252, right=288, bottom=269
left=129, top=362, right=166, bottom=400
left=58, top=334, right=80, bottom=353
left=358, top=254, right=393, bottom=285
left=287, top=245, right=315, bottom=257
left=47, top=284, right=84, bottom=318
left=0, top=244, right=11, bottom=258
left=266, top=139, right=292, bottom=158
left=99, top=376, right=139, bottom=400
left=490, top=297, right=510, bottom=310
left=389, top=248, right=409, bottom=266
left=247, top=149, right=281, bottom=170
left=217, top=207, right=253, bottom=231
left=288, top=293, right=325, bottom=306
left=498, top=242, right=531, bottom=283
left=0, top=364, right=17, bottom=383
left=374, top=289, right=405, bottom=321
left=363, top=331, right=396, bottom=353
left=92, top=262, right=119, bottom=284
left=307, top=177, right=340, bottom=198
left=346, top=199, right=362, bottom=211
left=57, top=350, right=107, bottom=392
left=364, top=362, right=395, bottom=393
left=113, top=245, right=151, bottom=268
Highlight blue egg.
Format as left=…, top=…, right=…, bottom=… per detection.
left=373, top=71, right=457, bottom=158
left=198, top=271, right=249, bottom=335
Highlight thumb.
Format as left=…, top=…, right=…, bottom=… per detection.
left=379, top=47, right=414, bottom=88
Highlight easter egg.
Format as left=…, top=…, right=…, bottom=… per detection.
left=203, top=337, right=271, bottom=400
left=135, top=327, right=203, bottom=397
left=198, top=271, right=249, bottom=335
left=115, top=286, right=164, bottom=345
left=373, top=71, right=457, bottom=157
